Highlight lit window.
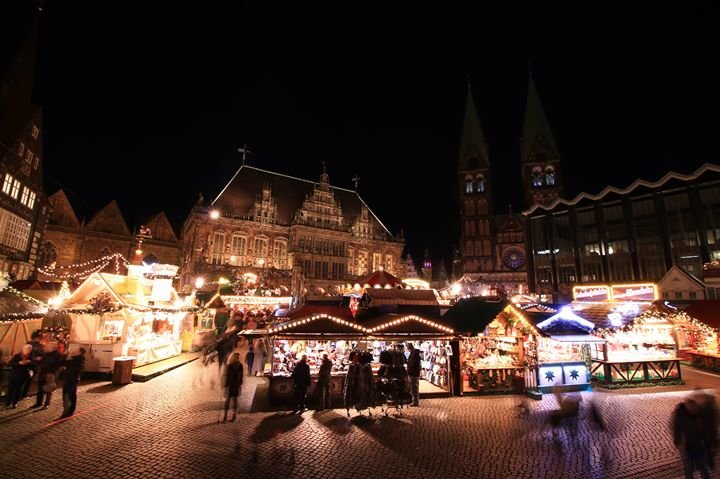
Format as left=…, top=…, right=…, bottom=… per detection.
left=25, top=150, right=33, bottom=164
left=10, top=179, right=20, bottom=199
left=475, top=175, right=485, bottom=193
left=545, top=166, right=555, bottom=186
left=531, top=167, right=544, bottom=187
left=2, top=174, right=13, bottom=195
left=18, top=143, right=25, bottom=156
left=33, top=156, right=39, bottom=169
left=31, top=125, right=39, bottom=139
left=21, top=187, right=30, bottom=206
left=27, top=191, right=36, bottom=209
left=465, top=181, right=473, bottom=193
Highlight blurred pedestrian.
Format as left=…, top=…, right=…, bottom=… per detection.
left=5, top=344, right=33, bottom=409
left=692, top=388, right=719, bottom=471
left=223, top=352, right=243, bottom=422
left=291, top=354, right=311, bottom=413
left=406, top=343, right=421, bottom=407
left=31, top=341, right=64, bottom=410
left=245, top=346, right=255, bottom=376
left=672, top=397, right=711, bottom=479
left=59, top=347, right=86, bottom=419
left=316, top=354, right=332, bottom=411
left=22, top=331, right=43, bottom=398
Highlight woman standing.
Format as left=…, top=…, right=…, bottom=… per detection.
left=223, top=352, right=243, bottom=422
left=5, top=344, right=33, bottom=409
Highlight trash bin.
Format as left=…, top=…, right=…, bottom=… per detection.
left=112, top=356, right=135, bottom=385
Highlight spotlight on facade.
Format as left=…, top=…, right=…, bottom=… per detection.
left=451, top=282, right=462, bottom=296
left=209, top=210, right=220, bottom=219
left=194, top=277, right=205, bottom=289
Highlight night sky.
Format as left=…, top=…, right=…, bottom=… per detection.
left=2, top=2, right=719, bottom=270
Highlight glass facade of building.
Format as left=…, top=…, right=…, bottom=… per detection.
left=525, top=167, right=720, bottom=299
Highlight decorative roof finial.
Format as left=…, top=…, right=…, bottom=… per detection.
left=351, top=174, right=360, bottom=191
left=238, top=144, right=251, bottom=165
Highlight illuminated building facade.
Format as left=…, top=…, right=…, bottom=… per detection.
left=0, top=18, right=48, bottom=280
left=524, top=163, right=720, bottom=301
left=179, top=164, right=405, bottom=302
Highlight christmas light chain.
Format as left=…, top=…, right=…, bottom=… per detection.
left=37, top=253, right=129, bottom=280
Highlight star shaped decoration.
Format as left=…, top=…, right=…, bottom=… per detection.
left=544, top=370, right=555, bottom=382
left=569, top=369, right=580, bottom=380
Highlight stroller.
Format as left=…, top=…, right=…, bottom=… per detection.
left=375, top=349, right=412, bottom=416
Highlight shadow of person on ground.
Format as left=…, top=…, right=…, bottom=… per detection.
left=313, top=410, right=353, bottom=435
left=84, top=383, right=123, bottom=394
left=249, top=412, right=303, bottom=443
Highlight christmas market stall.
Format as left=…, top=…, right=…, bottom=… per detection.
left=0, top=278, right=48, bottom=363
left=265, top=304, right=366, bottom=406
left=530, top=307, right=606, bottom=393
left=583, top=300, right=717, bottom=385
left=58, top=265, right=197, bottom=374
left=681, top=301, right=720, bottom=371
left=442, top=297, right=539, bottom=395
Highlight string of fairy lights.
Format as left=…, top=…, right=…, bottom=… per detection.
left=37, top=253, right=129, bottom=280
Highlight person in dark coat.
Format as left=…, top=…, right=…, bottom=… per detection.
left=245, top=346, right=255, bottom=377
left=5, top=344, right=33, bottom=409
left=673, top=398, right=711, bottom=479
left=291, top=354, right=311, bottom=413
left=316, top=354, right=333, bottom=410
left=60, top=347, right=86, bottom=419
left=223, top=352, right=243, bottom=422
left=31, top=342, right=65, bottom=410
left=22, top=332, right=43, bottom=399
left=406, top=343, right=422, bottom=407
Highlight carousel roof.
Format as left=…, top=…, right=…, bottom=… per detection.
left=567, top=301, right=654, bottom=329
left=441, top=297, right=508, bottom=335
left=360, top=270, right=402, bottom=288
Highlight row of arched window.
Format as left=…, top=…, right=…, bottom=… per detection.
left=465, top=239, right=492, bottom=257
left=464, top=174, right=485, bottom=194
left=531, top=166, right=556, bottom=187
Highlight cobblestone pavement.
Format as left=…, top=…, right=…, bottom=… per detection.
left=2, top=359, right=720, bottom=479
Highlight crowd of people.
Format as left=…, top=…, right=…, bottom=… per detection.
left=3, top=330, right=86, bottom=420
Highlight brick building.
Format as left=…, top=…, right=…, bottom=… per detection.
left=179, top=164, right=405, bottom=303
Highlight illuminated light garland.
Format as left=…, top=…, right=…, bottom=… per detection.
left=38, top=253, right=129, bottom=280
left=269, top=314, right=368, bottom=334
left=366, top=315, right=454, bottom=334
left=503, top=304, right=540, bottom=337
left=4, top=285, right=49, bottom=308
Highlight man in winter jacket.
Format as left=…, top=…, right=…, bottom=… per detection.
left=673, top=398, right=711, bottom=479
left=406, top=343, right=422, bottom=407
left=60, top=347, right=86, bottom=419
left=291, top=355, right=311, bottom=413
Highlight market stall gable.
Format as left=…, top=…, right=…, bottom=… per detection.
left=268, top=313, right=368, bottom=335
left=364, top=315, right=454, bottom=336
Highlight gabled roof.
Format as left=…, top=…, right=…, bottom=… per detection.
left=458, top=83, right=489, bottom=170
left=85, top=200, right=131, bottom=236
left=364, top=288, right=438, bottom=306
left=211, top=165, right=394, bottom=237
left=268, top=313, right=367, bottom=337
left=284, top=304, right=355, bottom=322
left=363, top=314, right=455, bottom=337
left=143, top=211, right=178, bottom=242
left=441, top=297, right=508, bottom=335
left=568, top=301, right=653, bottom=330
left=658, top=265, right=706, bottom=290
left=47, top=190, right=81, bottom=228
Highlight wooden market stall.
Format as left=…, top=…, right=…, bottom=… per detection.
left=568, top=301, right=683, bottom=385
left=679, top=301, right=720, bottom=371
left=0, top=283, right=47, bottom=363
left=531, top=307, right=606, bottom=393
left=59, top=267, right=197, bottom=374
left=442, top=298, right=538, bottom=395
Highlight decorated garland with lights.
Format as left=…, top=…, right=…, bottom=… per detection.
left=37, top=253, right=129, bottom=280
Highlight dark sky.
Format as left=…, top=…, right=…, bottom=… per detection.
left=2, top=2, right=719, bottom=270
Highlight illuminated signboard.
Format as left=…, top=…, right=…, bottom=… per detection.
left=573, top=286, right=610, bottom=301
left=610, top=284, right=657, bottom=302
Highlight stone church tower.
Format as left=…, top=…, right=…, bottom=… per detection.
left=521, top=72, right=564, bottom=208
left=457, top=73, right=562, bottom=295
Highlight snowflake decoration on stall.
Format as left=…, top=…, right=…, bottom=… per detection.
left=544, top=370, right=555, bottom=382
left=569, top=369, right=580, bottom=381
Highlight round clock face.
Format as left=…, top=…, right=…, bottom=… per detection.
left=502, top=247, right=526, bottom=270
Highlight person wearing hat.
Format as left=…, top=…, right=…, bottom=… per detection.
left=59, top=347, right=86, bottom=419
